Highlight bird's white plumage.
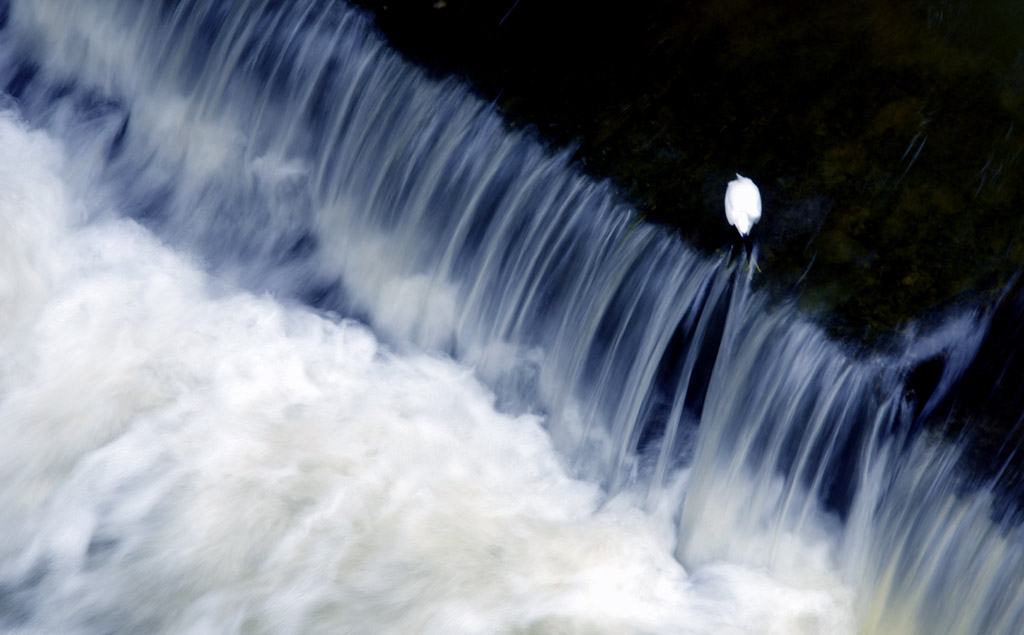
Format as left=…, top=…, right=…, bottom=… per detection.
left=724, top=173, right=761, bottom=237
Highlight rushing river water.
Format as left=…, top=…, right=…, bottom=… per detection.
left=0, top=2, right=1022, bottom=633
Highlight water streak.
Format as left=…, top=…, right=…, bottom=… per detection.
left=1, top=1, right=1022, bottom=632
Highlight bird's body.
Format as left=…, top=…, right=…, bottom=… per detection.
left=724, top=173, right=762, bottom=237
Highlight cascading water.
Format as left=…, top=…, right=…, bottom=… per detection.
left=0, top=1, right=1021, bottom=633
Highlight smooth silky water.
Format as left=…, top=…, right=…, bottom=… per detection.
left=0, top=1, right=1021, bottom=633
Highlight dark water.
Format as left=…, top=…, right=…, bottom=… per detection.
left=0, top=1, right=1021, bottom=633
left=355, top=0, right=1024, bottom=341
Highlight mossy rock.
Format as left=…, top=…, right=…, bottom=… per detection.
left=351, top=0, right=1024, bottom=349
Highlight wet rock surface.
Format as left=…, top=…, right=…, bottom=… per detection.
left=352, top=0, right=1024, bottom=347
left=909, top=276, right=1024, bottom=506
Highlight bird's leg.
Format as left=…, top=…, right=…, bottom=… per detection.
left=743, top=239, right=761, bottom=273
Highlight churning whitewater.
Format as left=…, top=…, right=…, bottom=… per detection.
left=0, top=1, right=1021, bottom=633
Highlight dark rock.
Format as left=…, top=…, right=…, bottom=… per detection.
left=350, top=0, right=1024, bottom=349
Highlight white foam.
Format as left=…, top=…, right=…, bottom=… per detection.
left=0, top=110, right=857, bottom=633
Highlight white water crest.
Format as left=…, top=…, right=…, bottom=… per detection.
left=0, top=1, right=1021, bottom=633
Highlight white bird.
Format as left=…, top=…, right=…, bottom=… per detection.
left=724, top=173, right=762, bottom=237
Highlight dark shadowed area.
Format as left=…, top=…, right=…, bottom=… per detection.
left=352, top=0, right=1024, bottom=345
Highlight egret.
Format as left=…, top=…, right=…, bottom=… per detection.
left=724, top=173, right=761, bottom=237
left=724, top=173, right=761, bottom=266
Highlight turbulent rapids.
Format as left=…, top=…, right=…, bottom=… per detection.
left=0, top=1, right=1022, bottom=633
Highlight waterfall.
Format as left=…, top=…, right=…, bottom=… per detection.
left=0, top=1, right=1021, bottom=632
